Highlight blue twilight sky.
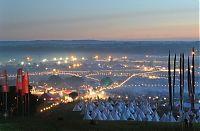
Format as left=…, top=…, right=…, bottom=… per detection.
left=0, top=0, right=199, bottom=41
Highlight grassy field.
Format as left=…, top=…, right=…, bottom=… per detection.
left=0, top=102, right=200, bottom=131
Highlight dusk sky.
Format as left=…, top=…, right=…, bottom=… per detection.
left=0, top=0, right=199, bottom=41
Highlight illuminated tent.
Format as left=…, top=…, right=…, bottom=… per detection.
left=79, top=100, right=200, bottom=122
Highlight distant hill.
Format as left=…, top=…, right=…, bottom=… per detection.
left=0, top=40, right=199, bottom=55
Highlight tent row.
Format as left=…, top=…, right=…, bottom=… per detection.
left=73, top=100, right=200, bottom=122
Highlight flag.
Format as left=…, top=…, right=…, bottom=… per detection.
left=22, top=72, right=29, bottom=94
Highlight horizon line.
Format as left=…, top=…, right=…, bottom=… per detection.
left=0, top=39, right=199, bottom=42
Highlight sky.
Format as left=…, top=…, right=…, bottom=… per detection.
left=0, top=0, right=199, bottom=41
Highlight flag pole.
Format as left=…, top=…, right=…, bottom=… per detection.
left=182, top=53, right=184, bottom=112
left=5, top=92, right=8, bottom=119
left=179, top=53, right=182, bottom=112
left=168, top=51, right=172, bottom=112
left=191, top=48, right=195, bottom=112
left=172, top=54, right=176, bottom=107
left=22, top=93, right=24, bottom=117
left=16, top=93, right=19, bottom=115
left=24, top=95, right=26, bottom=115
left=27, top=92, right=30, bottom=116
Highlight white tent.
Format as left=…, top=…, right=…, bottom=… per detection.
left=197, top=110, right=200, bottom=117
left=152, top=111, right=160, bottom=122
left=108, top=105, right=114, bottom=111
left=123, top=109, right=131, bottom=119
left=83, top=111, right=92, bottom=120
left=167, top=112, right=176, bottom=122
left=87, top=104, right=94, bottom=111
left=79, top=100, right=200, bottom=123
left=120, top=113, right=127, bottom=120
left=138, top=111, right=146, bottom=120
left=184, top=112, right=190, bottom=120
left=128, top=113, right=136, bottom=120
left=94, top=112, right=103, bottom=120
left=101, top=112, right=107, bottom=120
left=146, top=113, right=152, bottom=121
left=128, top=106, right=135, bottom=114
left=107, top=113, right=114, bottom=120
left=192, top=117, right=198, bottom=123
left=73, top=104, right=81, bottom=111
left=133, top=113, right=137, bottom=119
left=112, top=110, right=120, bottom=120
left=197, top=116, right=200, bottom=122
left=160, top=113, right=167, bottom=122
left=91, top=111, right=97, bottom=119
left=136, top=114, right=142, bottom=121
left=177, top=116, right=184, bottom=122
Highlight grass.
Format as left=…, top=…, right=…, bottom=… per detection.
left=0, top=102, right=199, bottom=131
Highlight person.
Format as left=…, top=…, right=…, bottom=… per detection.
left=189, top=116, right=193, bottom=128
left=184, top=118, right=189, bottom=128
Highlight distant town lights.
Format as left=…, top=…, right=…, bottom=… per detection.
left=21, top=61, right=24, bottom=65
left=149, top=96, right=152, bottom=99
left=42, top=59, right=48, bottom=62
left=192, top=51, right=195, bottom=55
left=81, top=57, right=85, bottom=60
left=94, top=55, right=99, bottom=60
left=57, top=61, right=61, bottom=65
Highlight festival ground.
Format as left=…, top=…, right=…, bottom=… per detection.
left=0, top=102, right=200, bottom=131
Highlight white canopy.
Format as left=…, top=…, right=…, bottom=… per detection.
left=83, top=111, right=92, bottom=120
left=73, top=104, right=81, bottom=111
